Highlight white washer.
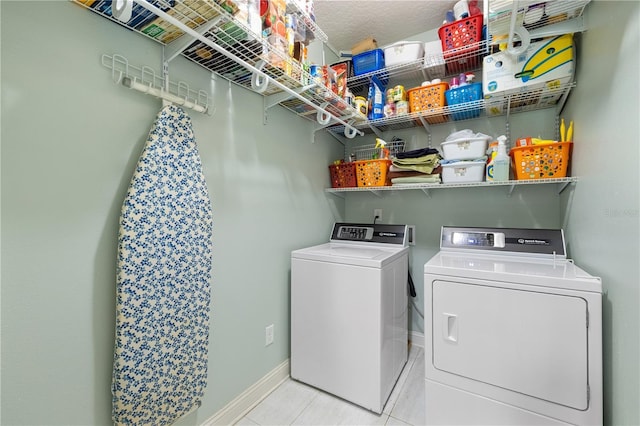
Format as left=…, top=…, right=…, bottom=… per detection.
left=424, top=227, right=602, bottom=425
left=291, top=223, right=410, bottom=414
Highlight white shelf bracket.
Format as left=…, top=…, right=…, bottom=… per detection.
left=507, top=183, right=516, bottom=197
left=557, top=180, right=573, bottom=195
left=421, top=188, right=432, bottom=198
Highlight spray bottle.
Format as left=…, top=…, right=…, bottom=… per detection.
left=492, top=135, right=510, bottom=181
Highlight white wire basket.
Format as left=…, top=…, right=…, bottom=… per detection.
left=351, top=139, right=406, bottom=161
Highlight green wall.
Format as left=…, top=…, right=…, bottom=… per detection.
left=562, top=2, right=640, bottom=425
left=1, top=1, right=342, bottom=424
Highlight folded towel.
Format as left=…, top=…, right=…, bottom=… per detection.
left=392, top=154, right=440, bottom=174
left=388, top=166, right=442, bottom=180
left=392, top=174, right=441, bottom=184
left=396, top=147, right=439, bottom=159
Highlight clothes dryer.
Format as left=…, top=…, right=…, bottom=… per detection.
left=291, top=223, right=410, bottom=414
left=424, top=227, right=602, bottom=425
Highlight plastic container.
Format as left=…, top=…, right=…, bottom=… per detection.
left=328, top=162, right=357, bottom=188
left=492, top=137, right=510, bottom=181
left=355, top=159, right=392, bottom=187
left=510, top=142, right=572, bottom=180
left=407, top=82, right=449, bottom=124
left=424, top=41, right=446, bottom=79
left=441, top=136, right=489, bottom=161
left=441, top=160, right=486, bottom=183
left=383, top=41, right=424, bottom=67
left=352, top=49, right=385, bottom=76
left=438, top=14, right=483, bottom=73
left=445, top=82, right=483, bottom=120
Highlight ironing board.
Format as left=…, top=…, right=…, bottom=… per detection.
left=112, top=105, right=213, bottom=426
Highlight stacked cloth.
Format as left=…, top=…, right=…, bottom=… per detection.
left=389, top=147, right=442, bottom=186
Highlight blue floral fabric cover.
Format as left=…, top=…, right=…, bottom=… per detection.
left=113, top=105, right=213, bottom=425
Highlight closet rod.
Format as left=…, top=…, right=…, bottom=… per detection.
left=122, top=76, right=208, bottom=113
left=133, top=0, right=363, bottom=136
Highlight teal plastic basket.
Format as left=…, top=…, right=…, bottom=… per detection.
left=445, top=82, right=483, bottom=120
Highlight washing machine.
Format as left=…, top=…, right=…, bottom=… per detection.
left=424, top=226, right=602, bottom=425
left=291, top=222, right=409, bottom=414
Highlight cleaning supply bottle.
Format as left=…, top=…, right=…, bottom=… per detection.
left=485, top=141, right=498, bottom=181
left=492, top=135, right=510, bottom=181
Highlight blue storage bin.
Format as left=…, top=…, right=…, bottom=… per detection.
left=445, top=82, right=483, bottom=120
left=352, top=49, right=385, bottom=76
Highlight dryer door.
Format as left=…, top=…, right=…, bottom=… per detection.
left=432, top=280, right=589, bottom=410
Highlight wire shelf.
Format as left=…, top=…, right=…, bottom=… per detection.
left=488, top=0, right=590, bottom=41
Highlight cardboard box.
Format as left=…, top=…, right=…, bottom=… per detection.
left=351, top=37, right=378, bottom=56
left=482, top=34, right=574, bottom=116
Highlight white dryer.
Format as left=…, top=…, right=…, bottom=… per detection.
left=291, top=223, right=409, bottom=414
left=424, top=227, right=602, bottom=425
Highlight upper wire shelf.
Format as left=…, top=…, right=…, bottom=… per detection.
left=487, top=0, right=590, bottom=41
left=73, top=0, right=365, bottom=134
left=328, top=80, right=576, bottom=136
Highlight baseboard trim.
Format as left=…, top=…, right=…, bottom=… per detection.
left=409, top=330, right=425, bottom=348
left=202, top=359, right=290, bottom=426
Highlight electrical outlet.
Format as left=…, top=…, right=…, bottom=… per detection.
left=265, top=324, right=274, bottom=346
left=374, top=209, right=382, bottom=222
left=408, top=225, right=416, bottom=245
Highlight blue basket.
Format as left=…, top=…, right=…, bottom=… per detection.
left=352, top=49, right=385, bottom=76
left=445, top=82, right=483, bottom=120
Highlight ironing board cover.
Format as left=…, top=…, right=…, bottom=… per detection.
left=112, top=105, right=213, bottom=426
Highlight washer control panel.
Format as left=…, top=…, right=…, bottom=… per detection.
left=337, top=225, right=374, bottom=241
left=330, top=223, right=408, bottom=246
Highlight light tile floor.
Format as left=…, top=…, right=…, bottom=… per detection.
left=236, top=345, right=425, bottom=426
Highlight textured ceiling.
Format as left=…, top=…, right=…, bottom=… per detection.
left=313, top=0, right=476, bottom=53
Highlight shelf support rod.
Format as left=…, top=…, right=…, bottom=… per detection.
left=163, top=15, right=226, bottom=63
left=557, top=181, right=572, bottom=195
left=133, top=0, right=362, bottom=135
left=421, top=188, right=432, bottom=198
left=507, top=183, right=516, bottom=198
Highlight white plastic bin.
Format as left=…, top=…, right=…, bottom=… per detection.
left=384, top=41, right=424, bottom=67
left=424, top=40, right=445, bottom=79
left=441, top=136, right=489, bottom=161
left=441, top=160, right=486, bottom=183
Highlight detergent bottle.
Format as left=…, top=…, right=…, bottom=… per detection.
left=492, top=135, right=510, bottom=181
left=485, top=141, right=498, bottom=181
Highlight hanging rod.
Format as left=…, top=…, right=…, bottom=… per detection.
left=101, top=53, right=212, bottom=114
left=131, top=0, right=363, bottom=137
left=122, top=76, right=207, bottom=113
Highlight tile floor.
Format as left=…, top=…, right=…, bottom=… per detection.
left=235, top=345, right=425, bottom=426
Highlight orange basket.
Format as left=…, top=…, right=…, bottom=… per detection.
left=407, top=83, right=449, bottom=124
left=328, top=162, right=357, bottom=188
left=355, top=159, right=392, bottom=187
left=510, top=142, right=572, bottom=180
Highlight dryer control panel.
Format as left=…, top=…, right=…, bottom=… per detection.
left=331, top=223, right=408, bottom=246
left=441, top=226, right=566, bottom=257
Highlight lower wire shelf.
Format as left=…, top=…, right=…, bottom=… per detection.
left=325, top=177, right=578, bottom=197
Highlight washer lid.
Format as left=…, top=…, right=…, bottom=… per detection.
left=292, top=242, right=408, bottom=268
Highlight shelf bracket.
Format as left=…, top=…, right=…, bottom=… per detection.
left=326, top=130, right=347, bottom=146
left=507, top=183, right=516, bottom=197
left=326, top=190, right=346, bottom=199
left=555, top=85, right=573, bottom=117
left=421, top=188, right=432, bottom=198
left=163, top=15, right=225, bottom=63
left=557, top=180, right=573, bottom=195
